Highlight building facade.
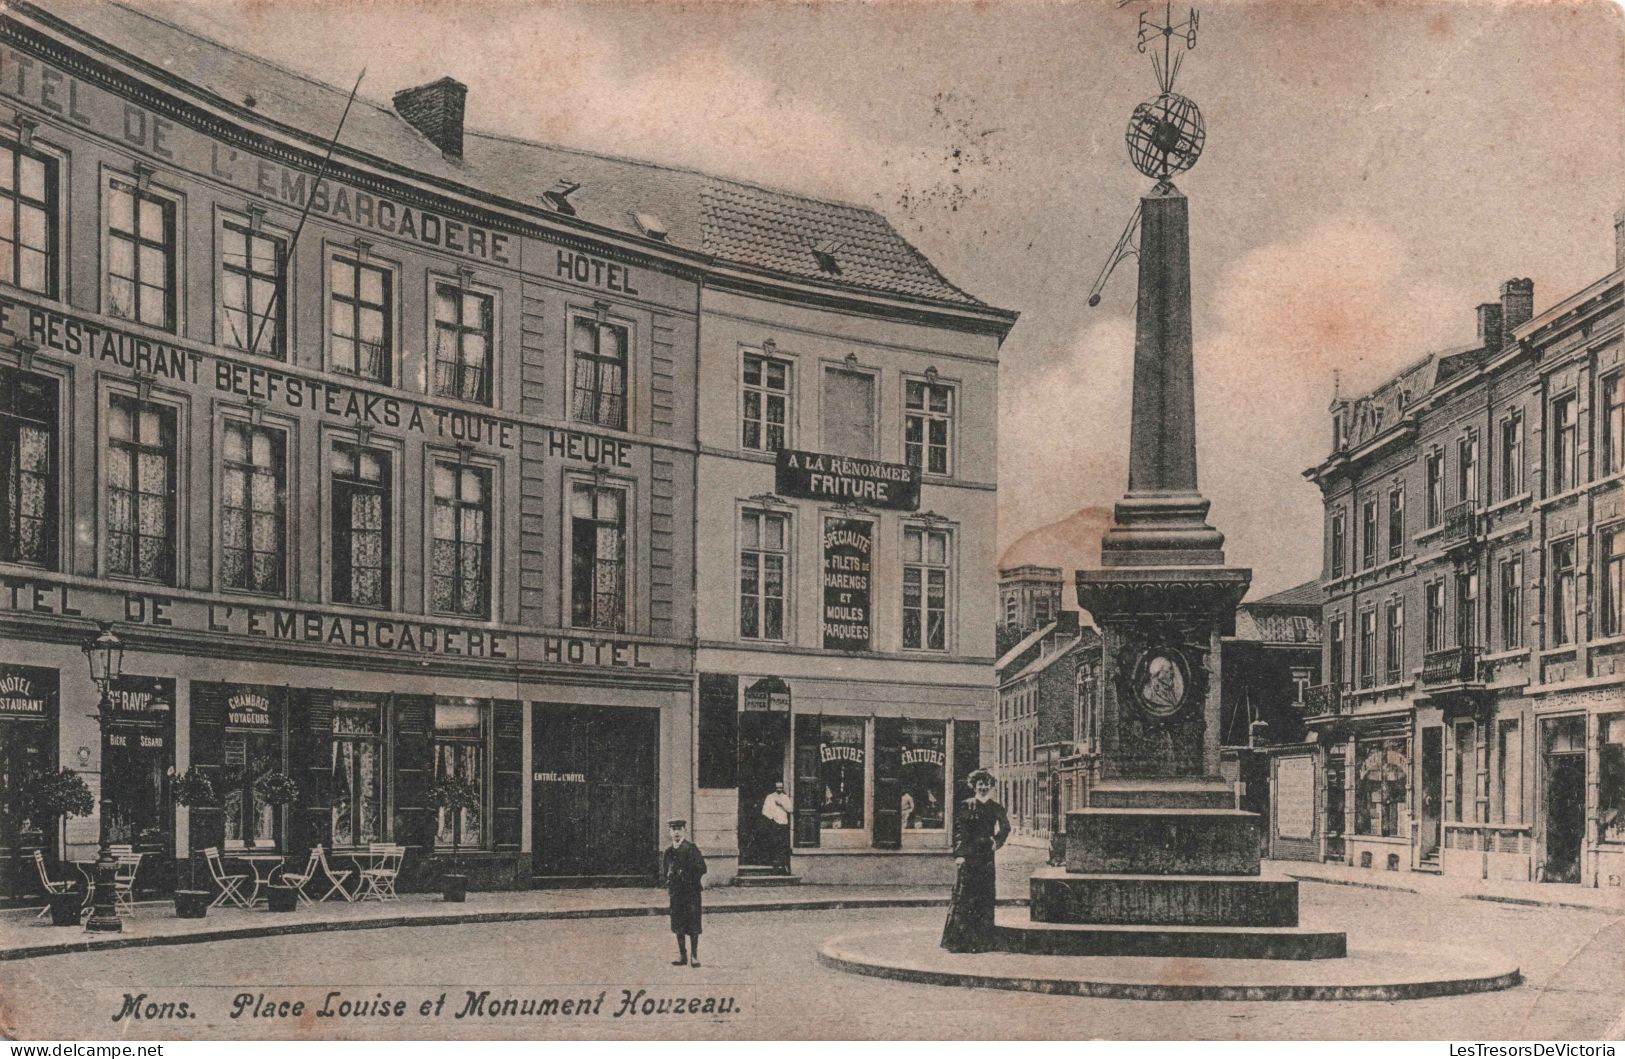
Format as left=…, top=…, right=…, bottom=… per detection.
left=0, top=0, right=1011, bottom=899
left=1306, top=242, right=1624, bottom=888
left=996, top=564, right=1063, bottom=656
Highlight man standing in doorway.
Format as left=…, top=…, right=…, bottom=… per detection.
left=662, top=819, right=706, bottom=967
left=760, top=781, right=794, bottom=875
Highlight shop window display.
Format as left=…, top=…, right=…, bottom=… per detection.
left=1355, top=736, right=1408, bottom=838
left=899, top=720, right=946, bottom=830
left=816, top=717, right=865, bottom=831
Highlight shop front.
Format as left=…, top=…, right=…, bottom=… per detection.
left=104, top=676, right=176, bottom=892
left=0, top=663, right=57, bottom=901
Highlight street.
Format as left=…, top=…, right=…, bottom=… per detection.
left=2, top=882, right=1620, bottom=1040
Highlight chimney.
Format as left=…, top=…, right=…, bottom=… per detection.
left=1500, top=278, right=1534, bottom=337
left=1476, top=301, right=1503, bottom=351
left=1615, top=207, right=1624, bottom=271
left=392, top=77, right=468, bottom=160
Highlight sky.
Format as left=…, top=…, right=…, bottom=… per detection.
left=128, top=0, right=1625, bottom=596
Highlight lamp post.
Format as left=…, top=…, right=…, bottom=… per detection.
left=81, top=622, right=124, bottom=933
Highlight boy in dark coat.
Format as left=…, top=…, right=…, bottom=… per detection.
left=661, top=819, right=707, bottom=966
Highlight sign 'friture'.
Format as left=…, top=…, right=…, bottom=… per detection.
left=776, top=449, right=919, bottom=511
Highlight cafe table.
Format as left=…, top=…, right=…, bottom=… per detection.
left=232, top=853, right=287, bottom=906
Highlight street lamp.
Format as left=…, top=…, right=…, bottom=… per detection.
left=81, top=622, right=124, bottom=933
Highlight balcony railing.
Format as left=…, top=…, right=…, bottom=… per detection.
left=1441, top=501, right=1477, bottom=550
left=1302, top=682, right=1345, bottom=718
left=1421, top=645, right=1483, bottom=685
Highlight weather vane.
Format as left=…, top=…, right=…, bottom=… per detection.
left=1087, top=0, right=1206, bottom=308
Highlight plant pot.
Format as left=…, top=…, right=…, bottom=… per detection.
left=266, top=885, right=298, bottom=912
left=47, top=888, right=83, bottom=927
left=174, top=890, right=210, bottom=919
left=441, top=873, right=468, bottom=903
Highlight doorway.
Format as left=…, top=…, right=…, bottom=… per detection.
left=1420, top=726, right=1443, bottom=864
left=736, top=711, right=788, bottom=868
left=1544, top=753, right=1586, bottom=883
left=532, top=704, right=659, bottom=886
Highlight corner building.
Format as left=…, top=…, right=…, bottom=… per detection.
left=1306, top=224, right=1624, bottom=889
left=0, top=0, right=1011, bottom=898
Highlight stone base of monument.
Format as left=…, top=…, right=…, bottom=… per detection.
left=816, top=928, right=1522, bottom=1002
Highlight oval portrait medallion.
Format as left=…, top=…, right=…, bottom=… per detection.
left=1133, top=649, right=1190, bottom=719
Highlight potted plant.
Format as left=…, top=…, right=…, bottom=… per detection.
left=19, top=768, right=94, bottom=926
left=171, top=768, right=216, bottom=918
left=427, top=777, right=480, bottom=902
left=264, top=864, right=298, bottom=912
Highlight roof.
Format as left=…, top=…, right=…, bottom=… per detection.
left=1250, top=579, right=1322, bottom=609
left=995, top=622, right=1055, bottom=675
left=25, top=0, right=1011, bottom=317
left=1010, top=634, right=1087, bottom=683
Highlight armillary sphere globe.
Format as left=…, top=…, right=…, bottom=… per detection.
left=1126, top=92, right=1205, bottom=182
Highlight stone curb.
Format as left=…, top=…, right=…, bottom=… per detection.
left=816, top=934, right=1524, bottom=1002
left=0, top=896, right=1027, bottom=964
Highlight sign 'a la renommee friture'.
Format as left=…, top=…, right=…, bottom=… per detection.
left=774, top=449, right=920, bottom=511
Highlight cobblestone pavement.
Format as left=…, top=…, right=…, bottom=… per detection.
left=2, top=882, right=1620, bottom=1040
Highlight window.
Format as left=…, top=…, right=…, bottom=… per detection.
left=1496, top=720, right=1521, bottom=825
left=903, top=525, right=951, bottom=651
left=570, top=481, right=626, bottom=631
left=1361, top=499, right=1378, bottom=570
left=899, top=720, right=947, bottom=830
left=1500, top=556, right=1523, bottom=649
left=739, top=509, right=788, bottom=641
left=570, top=315, right=628, bottom=430
left=331, top=696, right=385, bottom=847
left=220, top=221, right=286, bottom=358
left=331, top=442, right=391, bottom=607
left=1602, top=528, right=1625, bottom=639
left=741, top=352, right=789, bottom=452
left=0, top=139, right=57, bottom=295
left=1453, top=722, right=1474, bottom=823
left=1425, top=580, right=1447, bottom=653
left=822, top=365, right=875, bottom=457
left=0, top=367, right=56, bottom=566
left=106, top=178, right=175, bottom=330
left=1355, top=736, right=1408, bottom=837
left=905, top=378, right=954, bottom=476
left=1426, top=452, right=1444, bottom=526
left=1387, top=486, right=1405, bottom=561
left=814, top=716, right=865, bottom=830
left=1550, top=540, right=1576, bottom=646
left=1458, top=433, right=1479, bottom=508
left=106, top=395, right=175, bottom=583
left=329, top=255, right=392, bottom=383
left=432, top=283, right=494, bottom=405
left=1325, top=754, right=1346, bottom=837
left=221, top=421, right=286, bottom=594
left=431, top=462, right=491, bottom=617
left=1551, top=395, right=1578, bottom=493
left=1604, top=373, right=1625, bottom=478
left=1501, top=412, right=1524, bottom=499
left=1329, top=509, right=1346, bottom=578
left=1328, top=616, right=1345, bottom=685
left=1601, top=716, right=1625, bottom=843
left=1384, top=601, right=1404, bottom=684
left=222, top=689, right=283, bottom=849
left=1358, top=610, right=1376, bottom=688
left=433, top=700, right=486, bottom=850
left=1457, top=570, right=1479, bottom=650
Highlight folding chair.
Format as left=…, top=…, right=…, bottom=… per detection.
left=112, top=852, right=143, bottom=916
left=203, top=847, right=250, bottom=909
left=356, top=843, right=404, bottom=901
left=33, top=851, right=74, bottom=920
left=284, top=846, right=355, bottom=904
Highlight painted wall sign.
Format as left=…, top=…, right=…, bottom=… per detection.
left=110, top=676, right=174, bottom=720
left=0, top=294, right=519, bottom=450
left=226, top=691, right=274, bottom=729
left=554, top=250, right=639, bottom=294
left=0, top=666, right=54, bottom=718
left=0, top=47, right=511, bottom=264
left=546, top=428, right=633, bottom=468
left=822, top=517, right=872, bottom=651
left=0, top=576, right=675, bottom=672
left=776, top=449, right=919, bottom=511
left=743, top=676, right=791, bottom=713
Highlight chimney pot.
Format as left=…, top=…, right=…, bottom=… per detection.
left=392, top=77, right=468, bottom=160
left=1476, top=302, right=1503, bottom=351
left=1500, top=278, right=1534, bottom=337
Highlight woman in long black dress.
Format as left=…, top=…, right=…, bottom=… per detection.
left=941, top=768, right=1011, bottom=953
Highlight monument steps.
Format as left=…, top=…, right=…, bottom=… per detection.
left=994, top=912, right=1348, bottom=960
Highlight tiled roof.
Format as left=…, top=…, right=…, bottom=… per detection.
left=26, top=0, right=1004, bottom=315
left=1251, top=579, right=1322, bottom=609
